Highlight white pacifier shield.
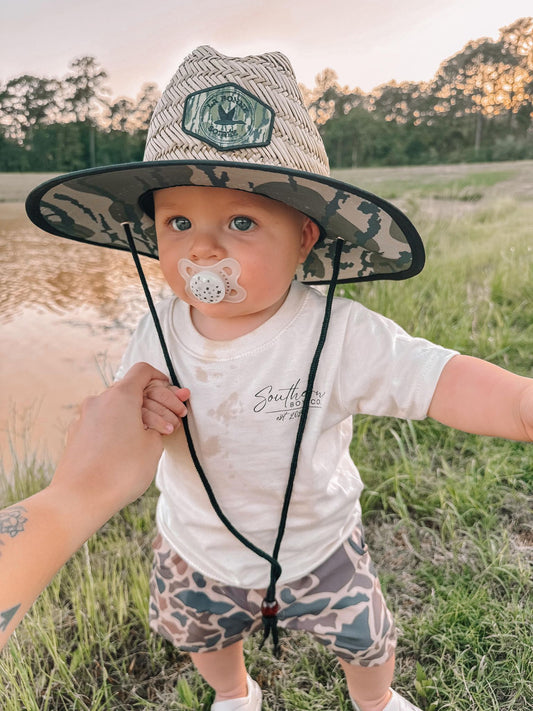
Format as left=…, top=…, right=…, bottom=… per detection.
left=178, top=258, right=247, bottom=304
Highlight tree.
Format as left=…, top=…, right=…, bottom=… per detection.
left=307, top=68, right=341, bottom=124
left=132, top=82, right=160, bottom=132
left=106, top=83, right=160, bottom=135
left=29, top=122, right=85, bottom=171
left=497, top=17, right=533, bottom=130
left=0, top=128, right=28, bottom=170
left=64, top=56, right=110, bottom=123
left=320, top=106, right=407, bottom=168
left=306, top=69, right=366, bottom=125
left=432, top=38, right=510, bottom=152
left=370, top=81, right=424, bottom=124
left=64, top=56, right=110, bottom=166
left=108, top=97, right=136, bottom=132
left=0, top=75, right=58, bottom=143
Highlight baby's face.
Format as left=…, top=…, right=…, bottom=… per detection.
left=153, top=186, right=318, bottom=338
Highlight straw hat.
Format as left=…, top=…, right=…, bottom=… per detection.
left=25, top=45, right=424, bottom=284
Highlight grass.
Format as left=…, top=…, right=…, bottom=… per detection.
left=332, top=161, right=530, bottom=199
left=1, top=163, right=532, bottom=709
left=335, top=167, right=514, bottom=202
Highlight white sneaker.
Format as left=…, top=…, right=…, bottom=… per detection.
left=383, top=689, right=423, bottom=711
left=351, top=688, right=422, bottom=711
left=211, top=674, right=262, bottom=711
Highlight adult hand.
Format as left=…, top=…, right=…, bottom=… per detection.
left=49, top=362, right=169, bottom=522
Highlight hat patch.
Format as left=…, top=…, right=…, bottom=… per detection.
left=182, top=83, right=275, bottom=151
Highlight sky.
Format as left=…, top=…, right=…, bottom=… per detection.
left=2, top=0, right=532, bottom=100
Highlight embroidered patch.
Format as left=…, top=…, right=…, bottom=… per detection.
left=182, top=83, right=275, bottom=151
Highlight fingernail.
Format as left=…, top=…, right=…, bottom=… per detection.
left=165, top=423, right=174, bottom=434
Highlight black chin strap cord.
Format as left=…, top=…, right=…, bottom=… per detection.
left=122, top=223, right=282, bottom=577
left=122, top=222, right=344, bottom=654
left=261, top=237, right=344, bottom=652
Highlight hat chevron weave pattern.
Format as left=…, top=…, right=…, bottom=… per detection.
left=25, top=45, right=424, bottom=284
left=146, top=46, right=330, bottom=175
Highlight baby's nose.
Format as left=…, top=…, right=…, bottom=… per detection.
left=189, top=231, right=224, bottom=262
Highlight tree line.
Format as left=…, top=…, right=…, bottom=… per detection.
left=1, top=17, right=532, bottom=172
left=306, top=17, right=533, bottom=167
left=0, top=56, right=159, bottom=172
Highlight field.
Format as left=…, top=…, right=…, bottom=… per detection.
left=1, top=162, right=532, bottom=710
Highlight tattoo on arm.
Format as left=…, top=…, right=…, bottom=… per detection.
left=0, top=506, right=28, bottom=537
left=0, top=507, right=28, bottom=634
left=0, top=506, right=28, bottom=557
left=0, top=604, right=21, bottom=633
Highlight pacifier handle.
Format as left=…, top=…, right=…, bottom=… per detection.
left=178, top=258, right=247, bottom=303
left=189, top=271, right=226, bottom=303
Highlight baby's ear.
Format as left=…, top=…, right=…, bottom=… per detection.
left=299, top=218, right=320, bottom=261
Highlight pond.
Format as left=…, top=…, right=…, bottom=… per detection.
left=0, top=202, right=169, bottom=472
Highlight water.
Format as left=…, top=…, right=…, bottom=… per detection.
left=0, top=203, right=169, bottom=472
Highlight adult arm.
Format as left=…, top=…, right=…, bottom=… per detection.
left=0, top=363, right=168, bottom=650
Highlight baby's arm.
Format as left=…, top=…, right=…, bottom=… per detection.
left=428, top=355, right=533, bottom=441
left=142, top=381, right=190, bottom=434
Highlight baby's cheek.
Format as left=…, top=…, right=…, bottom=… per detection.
left=160, top=267, right=186, bottom=299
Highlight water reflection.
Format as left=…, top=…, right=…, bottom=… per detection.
left=0, top=204, right=166, bottom=326
left=0, top=204, right=169, bottom=471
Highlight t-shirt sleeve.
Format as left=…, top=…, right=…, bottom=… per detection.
left=114, top=307, right=171, bottom=382
left=338, top=302, right=458, bottom=420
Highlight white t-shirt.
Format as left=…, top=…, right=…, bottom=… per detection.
left=117, top=281, right=457, bottom=588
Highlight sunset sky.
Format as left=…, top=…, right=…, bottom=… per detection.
left=2, top=0, right=532, bottom=99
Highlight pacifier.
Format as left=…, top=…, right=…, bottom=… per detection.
left=177, top=258, right=247, bottom=304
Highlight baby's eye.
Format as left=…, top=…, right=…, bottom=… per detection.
left=170, top=216, right=191, bottom=231
left=230, top=216, right=255, bottom=232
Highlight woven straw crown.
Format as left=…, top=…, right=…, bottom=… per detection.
left=144, top=45, right=330, bottom=176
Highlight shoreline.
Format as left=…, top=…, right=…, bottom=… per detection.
left=0, top=173, right=60, bottom=204
left=2, top=160, right=533, bottom=204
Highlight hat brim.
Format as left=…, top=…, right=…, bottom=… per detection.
left=25, top=160, right=424, bottom=284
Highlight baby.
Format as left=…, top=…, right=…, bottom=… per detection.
left=26, top=46, right=533, bottom=711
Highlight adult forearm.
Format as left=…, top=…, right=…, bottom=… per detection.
left=0, top=487, right=99, bottom=650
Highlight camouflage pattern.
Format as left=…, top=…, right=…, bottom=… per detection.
left=26, top=161, right=424, bottom=284
left=149, top=528, right=397, bottom=666
left=182, top=83, right=275, bottom=151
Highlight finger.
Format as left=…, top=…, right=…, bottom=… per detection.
left=142, top=407, right=180, bottom=435
left=168, top=386, right=191, bottom=403
left=145, top=388, right=188, bottom=417
left=121, top=362, right=170, bottom=391
left=143, top=396, right=181, bottom=423
left=144, top=396, right=187, bottom=420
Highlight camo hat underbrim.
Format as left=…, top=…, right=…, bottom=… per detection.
left=25, top=46, right=424, bottom=284
left=25, top=160, right=423, bottom=284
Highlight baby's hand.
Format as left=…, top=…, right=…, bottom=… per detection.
left=142, top=381, right=190, bottom=435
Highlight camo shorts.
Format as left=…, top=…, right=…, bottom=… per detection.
left=149, top=527, right=397, bottom=666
